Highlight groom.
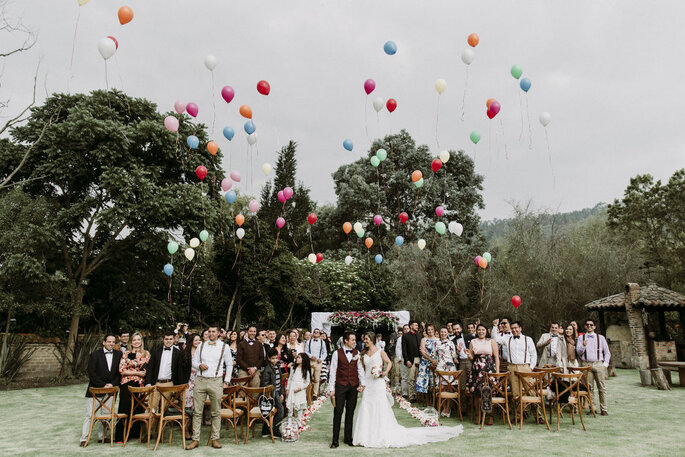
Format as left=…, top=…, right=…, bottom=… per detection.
left=328, top=331, right=365, bottom=448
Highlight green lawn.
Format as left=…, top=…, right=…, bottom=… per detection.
left=0, top=370, right=683, bottom=456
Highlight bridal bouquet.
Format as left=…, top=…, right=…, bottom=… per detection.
left=371, top=365, right=382, bottom=379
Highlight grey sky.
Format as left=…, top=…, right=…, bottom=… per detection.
left=3, top=0, right=684, bottom=220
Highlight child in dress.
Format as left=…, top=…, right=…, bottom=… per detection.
left=286, top=353, right=311, bottom=424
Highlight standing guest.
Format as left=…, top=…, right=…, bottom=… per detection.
left=115, top=331, right=130, bottom=352
left=537, top=322, right=568, bottom=371
left=260, top=348, right=284, bottom=438
left=447, top=322, right=454, bottom=338
left=187, top=325, right=233, bottom=450
left=115, top=332, right=150, bottom=441
left=145, top=330, right=182, bottom=420
left=303, top=330, right=312, bottom=345
left=257, top=329, right=270, bottom=367
left=173, top=332, right=182, bottom=350
left=180, top=333, right=201, bottom=439
left=320, top=331, right=333, bottom=389
left=435, top=327, right=458, bottom=417
left=274, top=333, right=292, bottom=374
left=453, top=324, right=471, bottom=411
left=286, top=330, right=303, bottom=361
left=201, top=329, right=209, bottom=342
left=79, top=333, right=122, bottom=447
left=401, top=320, right=422, bottom=402
left=467, top=324, right=499, bottom=425
left=227, top=331, right=239, bottom=378
left=286, top=353, right=311, bottom=424
left=236, top=325, right=265, bottom=388
left=375, top=333, right=386, bottom=351
left=328, top=332, right=365, bottom=448
left=267, top=330, right=277, bottom=347
left=393, top=327, right=408, bottom=396
left=305, top=328, right=328, bottom=398
left=463, top=322, right=477, bottom=351
left=239, top=329, right=246, bottom=341
left=564, top=325, right=579, bottom=368
left=491, top=318, right=512, bottom=373
left=416, top=324, right=438, bottom=400
left=577, top=318, right=611, bottom=416
left=571, top=320, right=582, bottom=337
left=503, top=322, right=537, bottom=398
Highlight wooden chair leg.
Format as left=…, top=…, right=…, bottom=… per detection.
left=109, top=419, right=115, bottom=447
left=505, top=402, right=512, bottom=430
left=153, top=420, right=163, bottom=451
left=541, top=402, right=550, bottom=430
left=578, top=405, right=586, bottom=431
left=270, top=416, right=275, bottom=443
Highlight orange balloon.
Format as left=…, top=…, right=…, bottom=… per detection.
left=478, top=257, right=488, bottom=269
left=235, top=214, right=245, bottom=227
left=342, top=222, right=352, bottom=234
left=118, top=6, right=134, bottom=25
left=365, top=237, right=373, bottom=249
left=239, top=105, right=253, bottom=119
left=411, top=170, right=423, bottom=183
left=207, top=141, right=218, bottom=156
left=486, top=98, right=496, bottom=109
left=467, top=33, right=479, bottom=47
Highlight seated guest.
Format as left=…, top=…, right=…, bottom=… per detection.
left=435, top=327, right=458, bottom=417
left=115, top=332, right=150, bottom=442
left=80, top=333, right=122, bottom=447
left=227, top=331, right=239, bottom=378
left=467, top=324, right=499, bottom=425
left=503, top=321, right=537, bottom=398
left=537, top=322, right=567, bottom=371
left=577, top=318, right=611, bottom=415
left=237, top=325, right=264, bottom=388
left=114, top=330, right=130, bottom=352
left=261, top=348, right=284, bottom=438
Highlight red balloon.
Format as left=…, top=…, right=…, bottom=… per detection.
left=257, top=80, right=271, bottom=96
left=195, top=165, right=207, bottom=181
left=316, top=253, right=324, bottom=263
left=511, top=295, right=522, bottom=309
left=487, top=109, right=496, bottom=119
left=489, top=101, right=501, bottom=115
left=386, top=98, right=397, bottom=113
left=431, top=158, right=442, bottom=173
left=107, top=36, right=118, bottom=50
left=399, top=212, right=409, bottom=224
left=308, top=213, right=317, bottom=225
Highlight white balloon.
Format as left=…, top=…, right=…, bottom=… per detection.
left=353, top=222, right=363, bottom=233
left=236, top=228, right=245, bottom=240
left=539, top=112, right=552, bottom=127
left=461, top=48, right=475, bottom=65
left=308, top=253, right=317, bottom=264
left=247, top=133, right=257, bottom=145
left=345, top=255, right=353, bottom=266
left=439, top=150, right=450, bottom=163
left=372, top=97, right=384, bottom=113
left=184, top=248, right=195, bottom=261
left=261, top=163, right=272, bottom=176
left=204, top=54, right=217, bottom=71
left=448, top=222, right=464, bottom=237
left=434, top=78, right=447, bottom=95
left=189, top=237, right=200, bottom=248
left=417, top=239, right=426, bottom=250
left=97, top=37, right=116, bottom=60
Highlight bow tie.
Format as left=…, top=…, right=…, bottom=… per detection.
left=513, top=335, right=520, bottom=339
left=345, top=349, right=354, bottom=354
left=164, top=347, right=172, bottom=351
left=208, top=342, right=217, bottom=346
left=104, top=350, right=112, bottom=354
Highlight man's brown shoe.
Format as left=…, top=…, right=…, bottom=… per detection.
left=600, top=411, right=608, bottom=416
left=211, top=440, right=222, bottom=449
left=186, top=440, right=199, bottom=450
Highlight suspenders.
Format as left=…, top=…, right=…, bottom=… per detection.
left=198, top=341, right=226, bottom=377
left=307, top=339, right=324, bottom=359
left=580, top=335, right=602, bottom=362
left=507, top=336, right=528, bottom=364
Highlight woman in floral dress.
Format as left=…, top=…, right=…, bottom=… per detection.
left=416, top=324, right=438, bottom=401
left=435, top=327, right=459, bottom=416
left=115, top=332, right=150, bottom=441
left=467, top=324, right=499, bottom=425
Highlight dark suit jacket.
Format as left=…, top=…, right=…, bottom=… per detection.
left=402, top=331, right=421, bottom=362
left=85, top=348, right=123, bottom=397
left=145, top=346, right=182, bottom=386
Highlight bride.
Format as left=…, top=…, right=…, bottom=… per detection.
left=352, top=331, right=463, bottom=448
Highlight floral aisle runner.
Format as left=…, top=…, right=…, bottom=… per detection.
left=299, top=393, right=329, bottom=432
left=391, top=388, right=439, bottom=426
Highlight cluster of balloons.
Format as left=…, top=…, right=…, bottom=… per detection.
left=369, top=148, right=387, bottom=167
left=510, top=64, right=531, bottom=93
left=277, top=186, right=294, bottom=204
left=460, top=33, right=478, bottom=66
left=163, top=231, right=211, bottom=275
left=411, top=169, right=423, bottom=188
left=474, top=251, right=492, bottom=269
left=486, top=98, right=501, bottom=120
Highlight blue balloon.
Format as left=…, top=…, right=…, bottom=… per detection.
left=224, top=190, right=236, bottom=204
left=520, top=77, right=531, bottom=93
left=223, top=126, right=235, bottom=141
left=384, top=41, right=397, bottom=55
left=374, top=254, right=383, bottom=264
left=187, top=135, right=199, bottom=149
left=163, top=263, right=174, bottom=276
left=244, top=120, right=256, bottom=135
left=343, top=139, right=353, bottom=151
left=395, top=236, right=404, bottom=247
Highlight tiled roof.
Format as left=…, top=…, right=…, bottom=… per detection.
left=585, top=284, right=685, bottom=311
left=585, top=292, right=626, bottom=311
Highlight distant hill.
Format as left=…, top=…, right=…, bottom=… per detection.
left=480, top=203, right=608, bottom=242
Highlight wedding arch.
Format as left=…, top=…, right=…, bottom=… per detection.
left=310, top=310, right=410, bottom=335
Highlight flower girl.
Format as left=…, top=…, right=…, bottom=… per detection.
left=286, top=353, right=312, bottom=424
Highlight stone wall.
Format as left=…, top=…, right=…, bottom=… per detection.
left=653, top=340, right=677, bottom=362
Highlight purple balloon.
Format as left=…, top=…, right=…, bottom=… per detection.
left=221, top=86, right=235, bottom=104
left=364, top=79, right=376, bottom=95
left=186, top=102, right=198, bottom=118
left=489, top=101, right=501, bottom=115
left=220, top=178, right=232, bottom=191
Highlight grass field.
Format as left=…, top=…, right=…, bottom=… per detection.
left=0, top=369, right=683, bottom=457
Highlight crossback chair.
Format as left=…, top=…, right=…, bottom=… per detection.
left=207, top=385, right=245, bottom=445
left=435, top=370, right=464, bottom=421
left=515, top=371, right=550, bottom=430
left=568, top=366, right=596, bottom=417
left=534, top=366, right=562, bottom=394
left=551, top=372, right=586, bottom=431
left=243, top=386, right=277, bottom=444
left=480, top=372, right=512, bottom=430
left=230, top=375, right=253, bottom=414
left=153, top=384, right=188, bottom=451
left=428, top=365, right=439, bottom=408
left=84, top=386, right=127, bottom=448
left=123, top=385, right=156, bottom=448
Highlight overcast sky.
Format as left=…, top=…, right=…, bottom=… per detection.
left=2, top=0, right=684, bottom=220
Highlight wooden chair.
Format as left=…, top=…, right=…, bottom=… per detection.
left=435, top=370, right=464, bottom=421
left=243, top=386, right=277, bottom=444
left=306, top=383, right=313, bottom=407
left=534, top=366, right=562, bottom=394
left=153, top=384, right=188, bottom=451
left=84, top=386, right=127, bottom=448
left=480, top=372, right=512, bottom=430
left=122, top=385, right=156, bottom=448
left=568, top=366, right=596, bottom=417
left=206, top=385, right=244, bottom=445
left=230, top=375, right=252, bottom=414
left=550, top=372, right=586, bottom=431
left=428, top=365, right=439, bottom=408
left=515, top=371, right=550, bottom=430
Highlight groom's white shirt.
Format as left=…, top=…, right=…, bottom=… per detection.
left=328, top=348, right=366, bottom=392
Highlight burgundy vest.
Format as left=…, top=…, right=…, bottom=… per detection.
left=335, top=347, right=360, bottom=386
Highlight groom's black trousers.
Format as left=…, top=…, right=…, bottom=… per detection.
left=332, top=384, right=358, bottom=444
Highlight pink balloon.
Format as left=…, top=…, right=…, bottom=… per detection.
left=173, top=100, right=186, bottom=115
left=248, top=199, right=260, bottom=214
left=220, top=178, right=232, bottom=191
left=435, top=206, right=444, bottom=217
left=221, top=86, right=235, bottom=104
left=277, top=191, right=286, bottom=203
left=373, top=215, right=382, bottom=226
left=276, top=217, right=285, bottom=229
left=163, top=116, right=179, bottom=132
left=475, top=255, right=482, bottom=266
left=283, top=186, right=294, bottom=200
left=364, top=79, right=376, bottom=95
left=230, top=170, right=241, bottom=182
left=489, top=101, right=501, bottom=115
left=186, top=102, right=198, bottom=118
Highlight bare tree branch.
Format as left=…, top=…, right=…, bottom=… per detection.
left=0, top=62, right=38, bottom=136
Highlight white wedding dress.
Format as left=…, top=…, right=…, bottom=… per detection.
left=352, top=349, right=463, bottom=448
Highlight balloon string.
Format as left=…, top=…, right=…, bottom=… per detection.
left=444, top=237, right=458, bottom=294
left=308, top=228, right=315, bottom=253
left=68, top=10, right=81, bottom=93
left=219, top=202, right=225, bottom=244
left=364, top=94, right=371, bottom=143
left=232, top=240, right=242, bottom=270
left=179, top=260, right=187, bottom=292
left=103, top=62, right=130, bottom=144
left=366, top=249, right=376, bottom=291
left=211, top=72, right=216, bottom=135
left=545, top=128, right=556, bottom=188
left=268, top=229, right=281, bottom=265
left=526, top=95, right=533, bottom=150
left=500, top=118, right=509, bottom=160
left=419, top=251, right=431, bottom=288
left=435, top=95, right=441, bottom=149
left=519, top=91, right=525, bottom=143
left=187, top=276, right=192, bottom=313
left=200, top=181, right=206, bottom=227
left=460, top=66, right=469, bottom=122
left=253, top=217, right=257, bottom=257
left=377, top=225, right=384, bottom=257
left=168, top=276, right=173, bottom=307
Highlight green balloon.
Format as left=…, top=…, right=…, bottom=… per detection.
left=199, top=230, right=209, bottom=242
left=370, top=156, right=380, bottom=167
left=483, top=252, right=492, bottom=262
left=376, top=149, right=387, bottom=162
left=510, top=65, right=523, bottom=80
left=435, top=221, right=446, bottom=235
left=167, top=241, right=179, bottom=255
left=414, top=177, right=424, bottom=188
left=470, top=131, right=481, bottom=145
left=356, top=229, right=365, bottom=238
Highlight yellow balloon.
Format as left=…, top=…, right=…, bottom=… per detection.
left=262, top=163, right=272, bottom=176
left=434, top=78, right=447, bottom=95
left=417, top=239, right=426, bottom=250
left=77, top=0, right=90, bottom=5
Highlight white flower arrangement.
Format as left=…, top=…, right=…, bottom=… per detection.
left=390, top=387, right=440, bottom=427
left=352, top=354, right=360, bottom=361
left=297, top=392, right=329, bottom=433
left=371, top=365, right=382, bottom=379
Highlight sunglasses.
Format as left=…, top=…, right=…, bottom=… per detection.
left=585, top=323, right=595, bottom=327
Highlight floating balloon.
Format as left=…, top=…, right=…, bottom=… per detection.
left=414, top=178, right=424, bottom=188
left=163, top=263, right=174, bottom=276
left=224, top=190, right=236, bottom=204
left=384, top=41, right=397, bottom=55
left=364, top=79, right=376, bottom=95
left=220, top=178, right=232, bottom=191
left=434, top=78, right=447, bottom=94
left=189, top=237, right=200, bottom=248
left=489, top=101, right=501, bottom=115
left=486, top=98, right=496, bottom=109
left=118, top=6, right=134, bottom=25
left=186, top=102, right=198, bottom=118
left=386, top=99, right=397, bottom=113
left=483, top=252, right=492, bottom=262
left=343, top=139, right=353, bottom=151
left=343, top=222, right=352, bottom=234
left=97, top=37, right=117, bottom=60
left=204, top=55, right=217, bottom=71
left=435, top=221, right=446, bottom=234
left=370, top=156, right=380, bottom=167
left=512, top=295, right=522, bottom=309
left=520, top=77, right=531, bottom=92
left=207, top=141, right=218, bottom=155
left=261, top=163, right=272, bottom=176
left=167, top=241, right=179, bottom=255
left=283, top=187, right=294, bottom=200
left=257, top=80, right=271, bottom=96
left=353, top=222, right=363, bottom=233
left=373, top=215, right=382, bottom=226
left=461, top=49, right=475, bottom=65
left=174, top=100, right=186, bottom=115
left=510, top=65, right=523, bottom=80
left=316, top=253, right=324, bottom=263
left=449, top=221, right=463, bottom=236
left=308, top=213, right=317, bottom=225
left=431, top=159, right=442, bottom=173
left=375, top=254, right=383, bottom=264
left=474, top=255, right=482, bottom=266
left=439, top=150, right=450, bottom=163
left=399, top=212, right=409, bottom=224
left=247, top=133, right=257, bottom=145
left=199, top=230, right=209, bottom=242
left=164, top=116, right=179, bottom=132
left=235, top=214, right=245, bottom=227
left=223, top=126, right=235, bottom=141
left=248, top=199, right=260, bottom=214
left=276, top=217, right=285, bottom=229
left=470, top=131, right=481, bottom=144
left=277, top=191, right=286, bottom=203
left=417, top=239, right=426, bottom=250
left=187, top=135, right=199, bottom=149
left=236, top=228, right=245, bottom=240
left=376, top=149, right=387, bottom=161
left=221, top=86, right=235, bottom=104
left=239, top=105, right=252, bottom=119
left=184, top=248, right=195, bottom=261
left=365, top=238, right=373, bottom=249
left=467, top=33, right=479, bottom=47
left=395, top=236, right=404, bottom=247
left=487, top=109, right=496, bottom=119
left=372, top=97, right=384, bottom=112
left=435, top=206, right=444, bottom=217
left=411, top=170, right=423, bottom=183
left=356, top=230, right=364, bottom=238
left=345, top=255, right=353, bottom=265
left=478, top=257, right=488, bottom=269
left=539, top=112, right=552, bottom=127
left=308, top=253, right=317, bottom=264
left=244, top=120, right=256, bottom=135
left=78, top=0, right=90, bottom=5
left=195, top=166, right=207, bottom=181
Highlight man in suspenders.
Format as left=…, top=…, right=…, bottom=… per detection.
left=305, top=328, right=328, bottom=398
left=504, top=321, right=537, bottom=398
left=187, top=325, right=234, bottom=450
left=577, top=318, right=611, bottom=415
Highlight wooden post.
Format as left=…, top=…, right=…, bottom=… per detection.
left=680, top=310, right=685, bottom=340
left=639, top=369, right=652, bottom=386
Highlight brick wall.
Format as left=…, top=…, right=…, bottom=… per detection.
left=625, top=283, right=650, bottom=370
left=653, top=340, right=677, bottom=362
left=15, top=343, right=63, bottom=381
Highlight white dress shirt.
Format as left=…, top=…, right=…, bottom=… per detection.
left=192, top=341, right=234, bottom=383
left=491, top=326, right=513, bottom=361
left=327, top=348, right=366, bottom=392
left=453, top=336, right=469, bottom=359
left=104, top=350, right=113, bottom=371
left=505, top=335, right=537, bottom=369
left=305, top=338, right=328, bottom=361
left=158, top=347, right=174, bottom=380
left=394, top=336, right=403, bottom=361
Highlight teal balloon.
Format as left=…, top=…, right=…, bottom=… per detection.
left=199, top=230, right=209, bottom=242
left=224, top=190, right=236, bottom=204
left=356, top=230, right=364, bottom=238
left=483, top=252, right=492, bottom=262
left=163, top=263, right=174, bottom=276
left=374, top=254, right=383, bottom=264
left=470, top=131, right=481, bottom=145
left=414, top=177, right=424, bottom=188
left=520, top=77, right=531, bottom=92
left=435, top=221, right=446, bottom=235
left=167, top=241, right=179, bottom=255
left=376, top=149, right=387, bottom=162
left=395, top=236, right=404, bottom=247
left=187, top=135, right=199, bottom=149
left=370, top=156, right=380, bottom=167
left=510, top=65, right=523, bottom=79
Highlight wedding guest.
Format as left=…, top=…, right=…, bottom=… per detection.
left=115, top=331, right=130, bottom=352
left=402, top=321, right=421, bottom=402
left=435, top=327, right=458, bottom=417
left=537, top=322, right=567, bottom=371
left=303, top=330, right=312, bottom=346
left=228, top=331, right=239, bottom=378
left=491, top=318, right=512, bottom=372
left=257, top=329, right=270, bottom=367
left=260, top=348, right=284, bottom=438
left=237, top=325, right=264, bottom=388
left=80, top=333, right=122, bottom=447
left=393, top=327, right=408, bottom=397
left=286, top=330, right=303, bottom=361
left=267, top=330, right=277, bottom=347
left=416, top=324, right=438, bottom=401
left=571, top=320, right=582, bottom=337
left=453, top=324, right=471, bottom=412
left=187, top=325, right=233, bottom=450
left=286, top=353, right=311, bottom=424
left=577, top=318, right=611, bottom=415
left=145, top=330, right=182, bottom=424
left=467, top=324, right=499, bottom=425
left=173, top=332, right=182, bottom=350
left=201, top=329, right=209, bottom=342
left=375, top=333, right=386, bottom=351
left=320, top=332, right=332, bottom=388
left=446, top=322, right=454, bottom=338
left=115, top=332, right=150, bottom=441
left=463, top=322, right=477, bottom=350
left=564, top=325, right=579, bottom=368
left=239, top=329, right=246, bottom=341
left=180, top=333, right=201, bottom=439
left=503, top=322, right=537, bottom=398
left=274, top=333, right=292, bottom=374
left=305, top=328, right=328, bottom=398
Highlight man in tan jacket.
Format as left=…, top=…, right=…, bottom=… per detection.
left=537, top=322, right=567, bottom=371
